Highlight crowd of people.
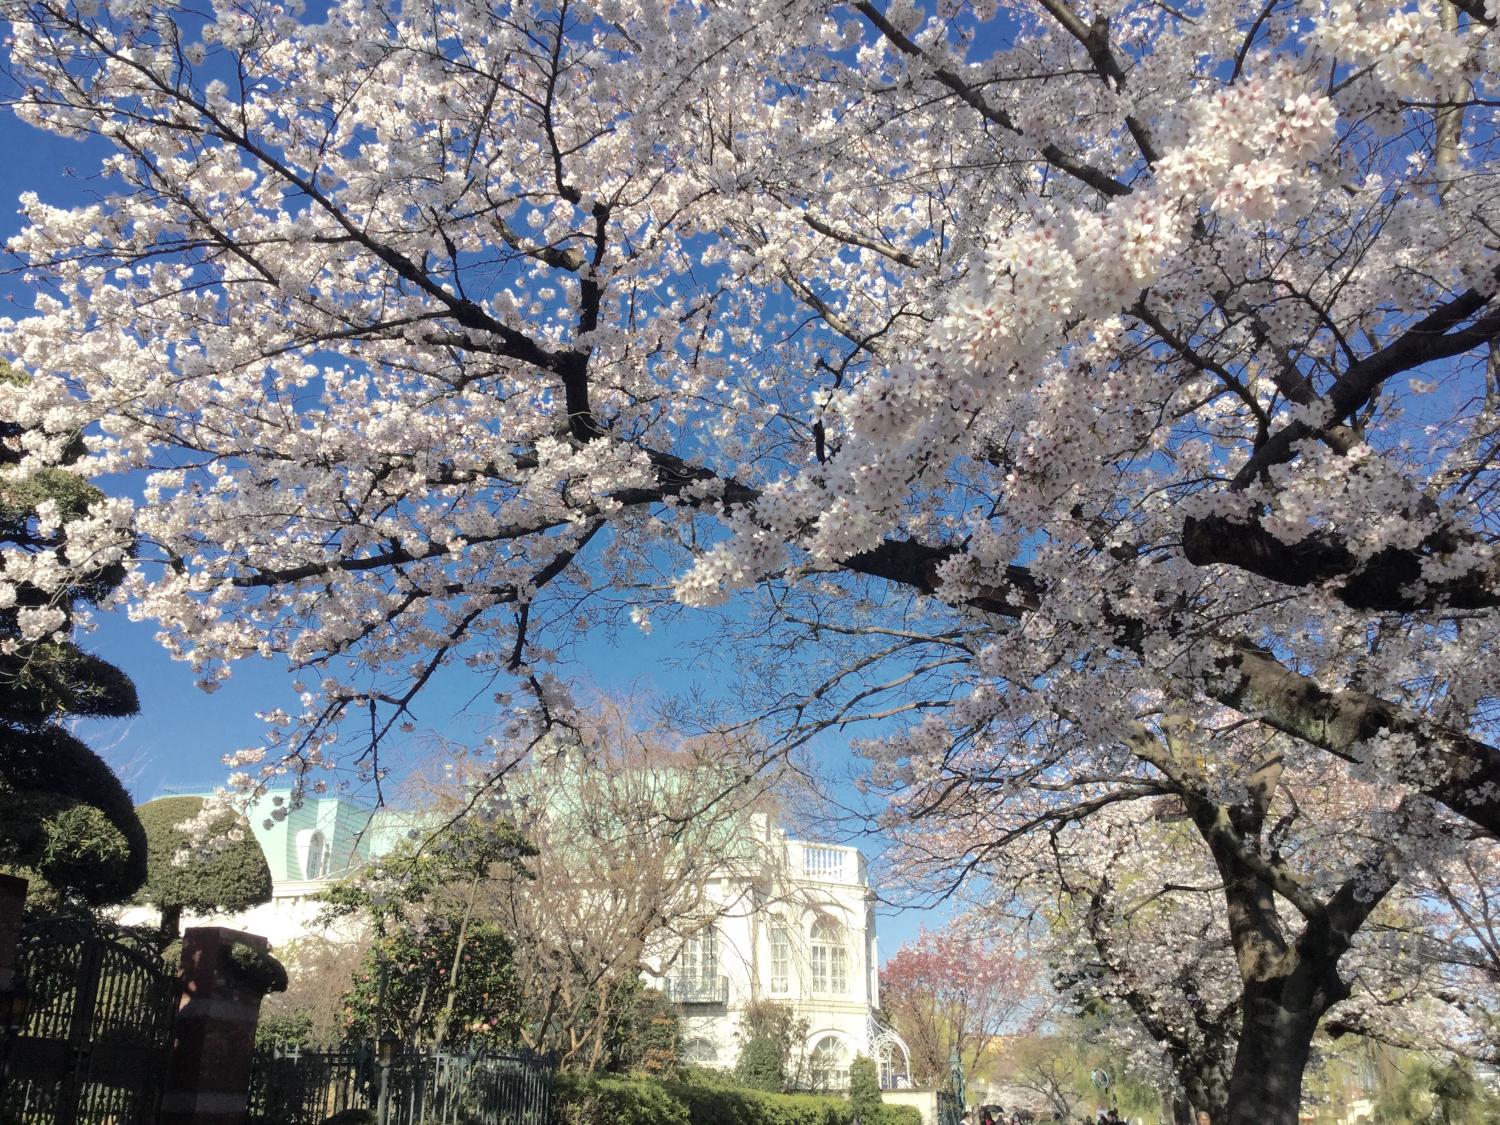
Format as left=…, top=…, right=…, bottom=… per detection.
left=962, top=1107, right=1131, bottom=1125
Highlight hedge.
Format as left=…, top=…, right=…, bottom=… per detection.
left=552, top=1071, right=923, bottom=1125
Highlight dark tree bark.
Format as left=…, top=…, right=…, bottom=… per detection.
left=1179, top=756, right=1397, bottom=1125
left=1224, top=987, right=1325, bottom=1125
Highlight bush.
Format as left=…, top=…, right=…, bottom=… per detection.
left=0, top=725, right=148, bottom=904
left=136, top=795, right=272, bottom=937
left=552, top=1070, right=923, bottom=1125
left=256, top=1010, right=314, bottom=1049
left=552, top=1072, right=691, bottom=1125
left=736, top=1032, right=786, bottom=1091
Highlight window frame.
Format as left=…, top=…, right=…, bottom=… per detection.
left=809, top=919, right=848, bottom=996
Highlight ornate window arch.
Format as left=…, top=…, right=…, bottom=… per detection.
left=808, top=1033, right=850, bottom=1090
left=809, top=918, right=848, bottom=995
left=869, top=1015, right=912, bottom=1089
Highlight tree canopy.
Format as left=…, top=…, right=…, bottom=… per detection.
left=3, top=0, right=1500, bottom=1117
left=136, top=794, right=273, bottom=937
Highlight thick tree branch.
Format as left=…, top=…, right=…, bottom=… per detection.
left=1181, top=515, right=1500, bottom=611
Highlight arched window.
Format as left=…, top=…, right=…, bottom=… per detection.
left=296, top=829, right=329, bottom=880
left=809, top=919, right=847, bottom=995
left=809, top=1034, right=850, bottom=1090
left=682, top=1037, right=718, bottom=1066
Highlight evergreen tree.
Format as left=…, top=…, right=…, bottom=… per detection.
left=0, top=361, right=145, bottom=907
left=342, top=913, right=522, bottom=1051
left=735, top=1033, right=785, bottom=1092
left=136, top=795, right=273, bottom=939
left=848, top=1054, right=882, bottom=1123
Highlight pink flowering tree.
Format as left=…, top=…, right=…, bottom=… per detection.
left=2, top=0, right=1500, bottom=1117
left=879, top=920, right=1039, bottom=1086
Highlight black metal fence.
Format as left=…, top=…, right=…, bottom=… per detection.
left=0, top=916, right=179, bottom=1125
left=248, top=1043, right=552, bottom=1125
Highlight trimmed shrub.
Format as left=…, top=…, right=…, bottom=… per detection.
left=552, top=1072, right=691, bottom=1125
left=848, top=1054, right=881, bottom=1122
left=0, top=726, right=148, bottom=904
left=136, top=795, right=272, bottom=937
left=736, top=1032, right=786, bottom=1091
left=552, top=1070, right=924, bottom=1125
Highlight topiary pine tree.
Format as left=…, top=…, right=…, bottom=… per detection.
left=848, top=1054, right=882, bottom=1123
left=0, top=360, right=147, bottom=907
left=136, top=795, right=272, bottom=939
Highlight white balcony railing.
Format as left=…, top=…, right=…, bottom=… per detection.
left=799, top=843, right=851, bottom=882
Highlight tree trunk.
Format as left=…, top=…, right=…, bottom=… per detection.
left=1182, top=1064, right=1230, bottom=1125
left=159, top=902, right=182, bottom=942
left=1223, top=989, right=1323, bottom=1125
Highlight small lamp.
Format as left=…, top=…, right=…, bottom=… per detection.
left=376, top=1029, right=399, bottom=1068
left=0, top=976, right=30, bottom=1035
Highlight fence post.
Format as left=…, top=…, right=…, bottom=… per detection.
left=162, top=926, right=278, bottom=1125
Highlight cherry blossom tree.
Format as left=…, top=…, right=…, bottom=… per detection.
left=866, top=690, right=1500, bottom=1123
left=2, top=0, right=1500, bottom=1117
left=878, top=918, right=1039, bottom=1086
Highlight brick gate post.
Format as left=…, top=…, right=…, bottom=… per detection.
left=0, top=874, right=26, bottom=997
left=162, top=926, right=282, bottom=1125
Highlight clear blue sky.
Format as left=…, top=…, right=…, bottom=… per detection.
left=0, top=71, right=950, bottom=955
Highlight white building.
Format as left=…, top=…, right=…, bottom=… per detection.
left=648, top=833, right=912, bottom=1090
left=119, top=788, right=419, bottom=949
left=129, top=789, right=910, bottom=1088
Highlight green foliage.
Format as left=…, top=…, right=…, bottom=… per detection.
left=342, top=913, right=522, bottom=1050
left=1373, top=1057, right=1500, bottom=1124
left=256, top=1009, right=315, bottom=1049
left=228, top=938, right=289, bottom=993
left=848, top=1054, right=882, bottom=1122
left=0, top=725, right=147, bottom=905
left=551, top=1070, right=923, bottom=1125
left=613, top=985, right=681, bottom=1076
left=552, top=1072, right=693, bottom=1125
left=318, top=820, right=536, bottom=931
left=737, top=998, right=811, bottom=1089
left=136, top=796, right=272, bottom=936
left=737, top=1034, right=787, bottom=1091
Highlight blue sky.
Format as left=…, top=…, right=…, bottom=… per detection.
left=0, top=49, right=952, bottom=955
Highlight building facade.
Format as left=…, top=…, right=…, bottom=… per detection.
left=126, top=790, right=909, bottom=1087
left=118, top=788, right=417, bottom=947
left=647, top=833, right=910, bottom=1089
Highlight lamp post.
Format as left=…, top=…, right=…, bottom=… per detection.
left=376, top=1029, right=398, bottom=1125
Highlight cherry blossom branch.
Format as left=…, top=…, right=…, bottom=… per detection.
left=850, top=1, right=1134, bottom=198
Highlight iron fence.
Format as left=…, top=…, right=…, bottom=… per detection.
left=0, top=916, right=179, bottom=1125
left=248, top=1044, right=552, bottom=1125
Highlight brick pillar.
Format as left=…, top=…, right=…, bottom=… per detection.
left=0, top=874, right=26, bottom=999
left=161, top=927, right=271, bottom=1125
